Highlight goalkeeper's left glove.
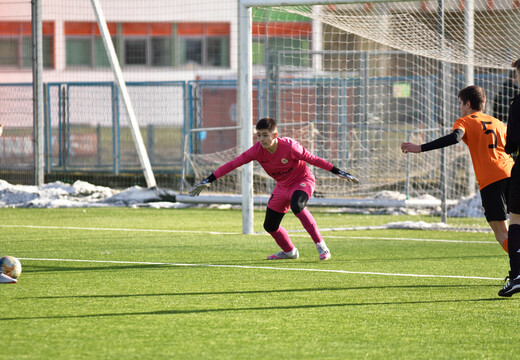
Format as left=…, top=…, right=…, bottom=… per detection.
left=331, top=167, right=359, bottom=184
left=189, top=179, right=210, bottom=197
left=189, top=174, right=216, bottom=197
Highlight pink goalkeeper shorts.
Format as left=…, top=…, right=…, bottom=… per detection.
left=267, top=178, right=315, bottom=214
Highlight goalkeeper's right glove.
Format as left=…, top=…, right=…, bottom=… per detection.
left=189, top=178, right=211, bottom=197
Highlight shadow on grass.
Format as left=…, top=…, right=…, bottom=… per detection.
left=24, top=283, right=498, bottom=300
left=23, top=264, right=173, bottom=273
left=22, top=251, right=506, bottom=273
left=0, top=297, right=511, bottom=321
left=334, top=254, right=505, bottom=263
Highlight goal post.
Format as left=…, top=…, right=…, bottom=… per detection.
left=32, top=0, right=44, bottom=185
left=238, top=2, right=254, bottom=234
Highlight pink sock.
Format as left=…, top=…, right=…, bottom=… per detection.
left=296, top=208, right=323, bottom=244
left=269, top=226, right=294, bottom=252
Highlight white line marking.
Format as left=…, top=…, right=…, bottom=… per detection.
left=1, top=224, right=496, bottom=245
left=19, top=257, right=503, bottom=281
left=0, top=224, right=238, bottom=235
left=295, top=235, right=495, bottom=245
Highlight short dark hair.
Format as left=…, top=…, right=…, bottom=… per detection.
left=512, top=58, right=520, bottom=71
left=458, top=85, right=486, bottom=111
left=256, top=117, right=277, bottom=132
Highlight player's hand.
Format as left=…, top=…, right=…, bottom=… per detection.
left=189, top=179, right=211, bottom=197
left=337, top=169, right=359, bottom=184
left=401, top=142, right=421, bottom=154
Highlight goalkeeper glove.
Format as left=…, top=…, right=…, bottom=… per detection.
left=189, top=178, right=211, bottom=197
left=336, top=169, right=360, bottom=184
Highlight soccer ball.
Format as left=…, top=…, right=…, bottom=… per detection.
left=0, top=256, right=22, bottom=279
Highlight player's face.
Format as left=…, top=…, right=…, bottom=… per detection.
left=458, top=98, right=472, bottom=117
left=257, top=129, right=278, bottom=152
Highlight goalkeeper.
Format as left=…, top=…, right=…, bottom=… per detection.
left=401, top=85, right=514, bottom=253
left=190, top=117, right=359, bottom=261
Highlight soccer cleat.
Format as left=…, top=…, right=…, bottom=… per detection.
left=266, top=248, right=299, bottom=260
left=316, top=241, right=331, bottom=261
left=498, top=272, right=520, bottom=297
left=0, top=273, right=17, bottom=284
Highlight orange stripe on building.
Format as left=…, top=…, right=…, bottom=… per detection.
left=150, top=23, right=172, bottom=36
left=0, top=22, right=22, bottom=35
left=252, top=22, right=311, bottom=37
left=65, top=22, right=92, bottom=36
left=205, top=23, right=230, bottom=36
left=92, top=22, right=117, bottom=36
left=122, top=22, right=149, bottom=36
left=177, top=22, right=204, bottom=36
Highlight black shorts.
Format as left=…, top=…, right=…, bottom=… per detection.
left=480, top=177, right=509, bottom=222
left=509, top=161, right=520, bottom=214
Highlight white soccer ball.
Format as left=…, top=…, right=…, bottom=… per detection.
left=0, top=256, right=22, bottom=279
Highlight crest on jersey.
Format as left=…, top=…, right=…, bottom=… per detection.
left=300, top=183, right=306, bottom=187
left=281, top=158, right=288, bottom=164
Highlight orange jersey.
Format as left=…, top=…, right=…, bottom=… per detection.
left=453, top=112, right=514, bottom=189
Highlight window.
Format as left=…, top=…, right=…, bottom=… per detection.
left=0, top=39, right=18, bottom=66
left=124, top=38, right=147, bottom=65
left=63, top=21, right=229, bottom=69
left=66, top=38, right=91, bottom=66
left=269, top=37, right=310, bottom=67
left=207, top=37, right=228, bottom=67
left=151, top=37, right=171, bottom=66
left=65, top=22, right=116, bottom=68
left=22, top=36, right=53, bottom=68
left=180, top=38, right=202, bottom=65
left=252, top=22, right=312, bottom=67
left=0, top=22, right=54, bottom=68
left=121, top=23, right=173, bottom=67
left=177, top=23, right=230, bottom=67
left=94, top=38, right=111, bottom=67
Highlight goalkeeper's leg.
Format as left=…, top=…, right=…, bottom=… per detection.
left=264, top=207, right=298, bottom=259
left=291, top=190, right=331, bottom=260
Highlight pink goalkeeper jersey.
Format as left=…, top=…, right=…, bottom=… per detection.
left=213, top=137, right=334, bottom=188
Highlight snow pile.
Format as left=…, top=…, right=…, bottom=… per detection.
left=447, top=192, right=484, bottom=218
left=386, top=221, right=451, bottom=230
left=0, top=180, right=185, bottom=208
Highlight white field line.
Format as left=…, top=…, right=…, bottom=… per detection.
left=306, top=235, right=495, bottom=244
left=18, top=257, right=503, bottom=281
left=0, top=224, right=496, bottom=245
left=0, top=224, right=239, bottom=235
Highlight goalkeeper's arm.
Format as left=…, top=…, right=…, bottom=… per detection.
left=189, top=173, right=217, bottom=197
left=330, top=166, right=359, bottom=184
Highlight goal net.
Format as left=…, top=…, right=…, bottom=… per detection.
left=185, top=0, right=520, bottom=231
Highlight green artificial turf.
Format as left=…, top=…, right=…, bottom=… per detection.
left=0, top=207, right=517, bottom=359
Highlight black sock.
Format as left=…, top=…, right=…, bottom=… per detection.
left=508, top=224, right=520, bottom=277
